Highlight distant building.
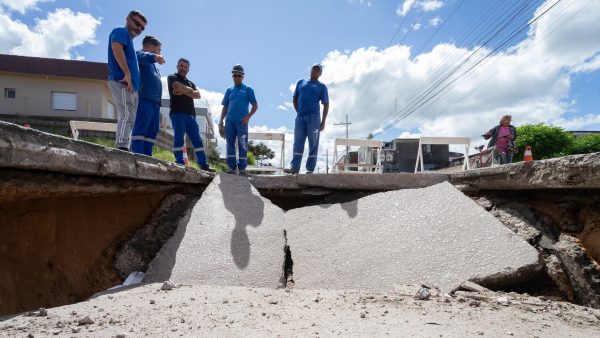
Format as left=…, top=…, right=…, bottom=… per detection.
left=381, top=138, right=450, bottom=172
left=0, top=53, right=216, bottom=156
left=334, top=138, right=451, bottom=173
left=570, top=131, right=600, bottom=137
left=0, top=53, right=115, bottom=119
left=160, top=98, right=216, bottom=153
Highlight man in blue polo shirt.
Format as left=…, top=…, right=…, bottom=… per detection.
left=219, top=64, right=258, bottom=175
left=107, top=10, right=147, bottom=151
left=285, top=63, right=329, bottom=174
left=131, top=35, right=165, bottom=156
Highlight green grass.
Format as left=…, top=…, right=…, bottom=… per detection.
left=79, top=136, right=223, bottom=171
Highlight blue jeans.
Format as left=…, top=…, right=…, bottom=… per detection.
left=169, top=112, right=208, bottom=166
left=131, top=98, right=160, bottom=156
left=291, top=114, right=320, bottom=172
left=225, top=119, right=248, bottom=171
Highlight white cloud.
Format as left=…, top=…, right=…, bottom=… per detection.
left=411, top=22, right=421, bottom=31
left=429, top=16, right=442, bottom=27
left=420, top=0, right=444, bottom=12
left=397, top=0, right=416, bottom=17
left=0, top=7, right=100, bottom=59
left=0, top=0, right=51, bottom=14
left=397, top=0, right=444, bottom=17
left=347, top=0, right=372, bottom=7
left=305, top=0, right=600, bottom=156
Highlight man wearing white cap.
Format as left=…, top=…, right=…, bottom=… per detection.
left=285, top=63, right=329, bottom=174
left=219, top=64, right=258, bottom=175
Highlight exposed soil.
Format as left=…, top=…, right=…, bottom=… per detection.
left=0, top=191, right=166, bottom=316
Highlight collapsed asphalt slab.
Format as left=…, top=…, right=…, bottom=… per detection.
left=145, top=178, right=542, bottom=294
left=145, top=173, right=286, bottom=288
left=285, top=182, right=543, bottom=292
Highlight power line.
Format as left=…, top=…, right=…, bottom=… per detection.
left=378, top=0, right=564, bottom=134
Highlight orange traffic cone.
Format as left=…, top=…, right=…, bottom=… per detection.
left=523, top=145, right=533, bottom=161
left=183, top=145, right=189, bottom=166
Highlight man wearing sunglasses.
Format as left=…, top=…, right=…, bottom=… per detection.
left=107, top=10, right=147, bottom=151
left=284, top=63, right=329, bottom=174
left=219, top=64, right=258, bottom=175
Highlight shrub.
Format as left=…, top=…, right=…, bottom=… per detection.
left=514, top=124, right=574, bottom=161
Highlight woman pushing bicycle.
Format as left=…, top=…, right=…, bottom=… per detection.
left=483, top=114, right=518, bottom=163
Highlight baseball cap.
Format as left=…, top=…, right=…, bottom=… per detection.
left=311, top=63, right=323, bottom=71
left=231, top=64, right=245, bottom=75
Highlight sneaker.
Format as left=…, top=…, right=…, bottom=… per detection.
left=283, top=168, right=299, bottom=174
left=199, top=165, right=215, bottom=173
left=306, top=171, right=314, bottom=174
left=238, top=169, right=247, bottom=176
left=117, top=147, right=129, bottom=151
left=226, top=169, right=236, bottom=174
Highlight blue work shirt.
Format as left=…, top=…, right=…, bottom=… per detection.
left=294, top=79, right=328, bottom=116
left=221, top=84, right=257, bottom=122
left=136, top=50, right=162, bottom=104
left=107, top=27, right=140, bottom=91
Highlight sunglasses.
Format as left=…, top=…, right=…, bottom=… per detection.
left=232, top=74, right=243, bottom=78
left=129, top=16, right=145, bottom=31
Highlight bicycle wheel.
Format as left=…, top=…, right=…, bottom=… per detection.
left=494, top=152, right=506, bottom=165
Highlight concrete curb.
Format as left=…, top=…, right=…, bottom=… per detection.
left=0, top=121, right=213, bottom=184
left=450, top=152, right=600, bottom=190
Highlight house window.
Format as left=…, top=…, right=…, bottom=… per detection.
left=106, top=102, right=116, bottom=119
left=4, top=88, right=16, bottom=98
left=51, top=92, right=77, bottom=111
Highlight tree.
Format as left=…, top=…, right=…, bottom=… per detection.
left=247, top=151, right=256, bottom=165
left=514, top=124, right=574, bottom=161
left=206, top=141, right=220, bottom=163
left=248, top=141, right=275, bottom=164
left=567, top=134, right=600, bottom=155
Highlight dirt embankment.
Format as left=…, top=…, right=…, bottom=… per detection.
left=0, top=169, right=194, bottom=316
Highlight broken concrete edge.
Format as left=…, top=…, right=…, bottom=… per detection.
left=450, top=152, right=600, bottom=190
left=0, top=168, right=207, bottom=203
left=469, top=254, right=546, bottom=291
left=0, top=121, right=213, bottom=184
left=115, top=194, right=200, bottom=279
left=552, top=234, right=600, bottom=309
left=249, top=172, right=450, bottom=191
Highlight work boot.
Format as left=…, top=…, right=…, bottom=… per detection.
left=199, top=165, right=215, bottom=173
left=226, top=169, right=237, bottom=174
left=305, top=171, right=313, bottom=174
left=238, top=169, right=247, bottom=176
left=283, top=168, right=298, bottom=174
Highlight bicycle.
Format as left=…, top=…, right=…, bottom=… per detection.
left=471, top=144, right=506, bottom=169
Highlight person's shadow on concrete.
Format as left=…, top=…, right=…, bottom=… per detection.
left=219, top=173, right=265, bottom=269
left=318, top=197, right=359, bottom=219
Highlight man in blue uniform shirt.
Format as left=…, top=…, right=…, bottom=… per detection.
left=167, top=58, right=214, bottom=172
left=131, top=35, right=165, bottom=156
left=219, top=64, right=258, bottom=175
left=107, top=10, right=147, bottom=151
left=285, top=63, right=329, bottom=174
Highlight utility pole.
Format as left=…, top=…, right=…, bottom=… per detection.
left=334, top=115, right=352, bottom=168
left=320, top=148, right=330, bottom=174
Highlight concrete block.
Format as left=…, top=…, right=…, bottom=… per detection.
left=285, top=182, right=542, bottom=292
left=145, top=174, right=286, bottom=288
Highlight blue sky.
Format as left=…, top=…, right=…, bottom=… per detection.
left=1, top=0, right=599, bottom=170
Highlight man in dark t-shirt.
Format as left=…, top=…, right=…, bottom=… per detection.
left=167, top=58, right=213, bottom=172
